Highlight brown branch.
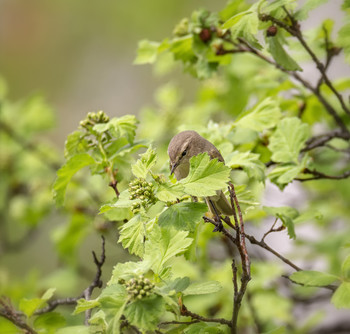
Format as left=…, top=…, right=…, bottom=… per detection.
left=263, top=7, right=350, bottom=117
left=0, top=297, right=37, bottom=334
left=35, top=236, right=106, bottom=320
left=261, top=218, right=285, bottom=242
left=302, top=129, right=350, bottom=152
left=296, top=168, right=350, bottom=181
left=243, top=233, right=302, bottom=272
left=159, top=320, right=200, bottom=327
left=180, top=303, right=232, bottom=327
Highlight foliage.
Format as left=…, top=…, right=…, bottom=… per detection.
left=1, top=0, right=350, bottom=333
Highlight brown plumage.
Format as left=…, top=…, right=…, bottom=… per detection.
left=168, top=130, right=233, bottom=216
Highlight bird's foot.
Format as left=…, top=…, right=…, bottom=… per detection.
left=212, top=220, right=223, bottom=232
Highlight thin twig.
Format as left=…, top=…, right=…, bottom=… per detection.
left=296, top=168, right=350, bottom=181
left=282, top=274, right=336, bottom=292
left=302, top=129, right=350, bottom=152
left=0, top=297, right=37, bottom=334
left=180, top=303, right=232, bottom=327
left=262, top=218, right=285, bottom=242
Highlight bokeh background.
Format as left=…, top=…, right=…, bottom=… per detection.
left=1, top=0, right=350, bottom=330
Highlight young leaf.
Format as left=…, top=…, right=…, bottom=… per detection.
left=109, top=261, right=151, bottom=284
left=144, top=225, right=193, bottom=277
left=158, top=202, right=208, bottom=232
left=134, top=40, right=160, bottom=64
left=56, top=326, right=90, bottom=334
left=341, top=254, right=350, bottom=279
left=19, top=288, right=56, bottom=318
left=131, top=146, right=157, bottom=178
left=180, top=153, right=231, bottom=197
left=267, top=36, right=302, bottom=71
left=53, top=153, right=95, bottom=206
left=73, top=299, right=100, bottom=315
left=331, top=282, right=350, bottom=309
left=183, top=280, right=222, bottom=295
left=64, top=130, right=88, bottom=159
left=118, top=214, right=147, bottom=257
left=33, top=312, right=66, bottom=332
left=227, top=151, right=266, bottom=181
left=156, top=181, right=185, bottom=202
left=263, top=206, right=299, bottom=239
left=124, top=295, right=165, bottom=331
left=290, top=270, right=339, bottom=287
left=234, top=98, right=281, bottom=132
left=268, top=117, right=310, bottom=163
left=337, top=18, right=350, bottom=64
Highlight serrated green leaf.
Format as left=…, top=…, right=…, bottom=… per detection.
left=183, top=280, right=222, bottom=295
left=331, top=282, right=350, bottom=308
left=97, top=285, right=129, bottom=334
left=156, top=181, right=185, bottom=202
left=234, top=98, right=281, bottom=132
left=124, top=295, right=165, bottom=331
left=227, top=151, right=266, bottom=181
left=73, top=299, right=100, bottom=315
left=132, top=146, right=157, bottom=178
left=118, top=214, right=147, bottom=257
left=264, top=206, right=299, bottom=239
left=94, top=115, right=138, bottom=143
left=295, top=0, right=329, bottom=20
left=268, top=164, right=304, bottom=189
left=267, top=35, right=302, bottom=71
left=341, top=254, right=350, bottom=279
left=180, top=153, right=231, bottom=197
left=64, top=130, right=87, bottom=159
left=53, top=153, right=95, bottom=206
left=290, top=270, right=339, bottom=287
left=144, top=225, right=193, bottom=277
left=158, top=202, right=208, bottom=232
left=268, top=117, right=310, bottom=163
left=109, top=261, right=151, bottom=284
left=134, top=40, right=160, bottom=64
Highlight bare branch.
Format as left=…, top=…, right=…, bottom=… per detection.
left=296, top=168, right=350, bottom=181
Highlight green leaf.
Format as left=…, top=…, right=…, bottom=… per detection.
left=264, top=206, right=299, bottom=239
left=331, top=282, right=350, bottom=308
left=158, top=202, right=208, bottom=232
left=295, top=0, right=329, bottom=20
left=124, top=295, right=165, bottom=331
left=144, top=225, right=193, bottom=277
left=341, top=254, right=350, bottom=279
left=73, top=299, right=100, bottom=315
left=180, top=153, right=231, bottom=197
left=98, top=285, right=129, bottom=334
left=64, top=130, right=88, bottom=159
left=163, top=277, right=191, bottom=294
left=156, top=181, right=185, bottom=202
left=268, top=117, right=310, bottom=163
left=53, top=153, right=95, bottom=206
left=118, top=214, right=147, bottom=257
left=267, top=35, right=302, bottom=71
left=185, top=323, right=226, bottom=333
left=56, top=326, right=90, bottom=334
left=134, top=40, right=160, bottom=64
left=19, top=288, right=56, bottom=318
left=234, top=98, right=281, bottom=132
left=109, top=261, right=151, bottom=284
left=290, top=270, right=339, bottom=287
left=227, top=151, right=265, bottom=181
left=170, top=36, right=196, bottom=62
left=33, top=312, right=66, bottom=332
left=337, top=18, right=350, bottom=63
left=131, top=146, right=157, bottom=178
left=183, top=280, right=222, bottom=295
left=94, top=115, right=138, bottom=143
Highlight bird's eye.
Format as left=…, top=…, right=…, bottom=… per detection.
left=181, top=150, right=187, bottom=157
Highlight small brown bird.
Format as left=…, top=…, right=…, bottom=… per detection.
left=167, top=130, right=233, bottom=218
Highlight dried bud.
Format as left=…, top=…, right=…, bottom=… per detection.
left=199, top=28, right=212, bottom=43
left=266, top=25, right=278, bottom=37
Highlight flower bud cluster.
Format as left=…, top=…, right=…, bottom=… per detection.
left=79, top=111, right=109, bottom=129
left=129, top=178, right=156, bottom=213
left=120, top=275, right=155, bottom=300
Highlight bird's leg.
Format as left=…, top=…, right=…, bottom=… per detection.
left=208, top=199, right=223, bottom=232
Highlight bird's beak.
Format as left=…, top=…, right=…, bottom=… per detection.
left=170, top=161, right=179, bottom=175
